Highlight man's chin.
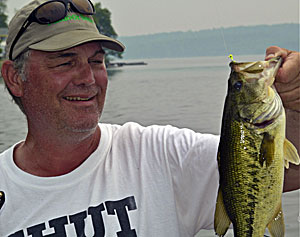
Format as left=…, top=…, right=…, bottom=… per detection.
left=60, top=118, right=100, bottom=134
left=67, top=122, right=99, bottom=133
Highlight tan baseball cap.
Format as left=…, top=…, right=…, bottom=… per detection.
left=6, top=0, right=125, bottom=60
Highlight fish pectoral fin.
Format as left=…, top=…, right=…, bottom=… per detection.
left=260, top=133, right=275, bottom=167
left=214, top=189, right=231, bottom=236
left=267, top=204, right=285, bottom=237
left=283, top=139, right=300, bottom=169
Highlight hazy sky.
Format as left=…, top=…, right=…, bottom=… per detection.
left=7, top=0, right=299, bottom=36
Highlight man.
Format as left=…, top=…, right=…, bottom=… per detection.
left=0, top=0, right=299, bottom=236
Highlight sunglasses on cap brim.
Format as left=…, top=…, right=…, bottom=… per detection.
left=9, top=0, right=95, bottom=60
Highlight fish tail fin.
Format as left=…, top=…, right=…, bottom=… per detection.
left=283, top=139, right=300, bottom=169
left=214, top=189, right=231, bottom=236
left=267, top=204, right=285, bottom=237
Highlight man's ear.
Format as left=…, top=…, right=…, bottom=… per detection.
left=1, top=60, right=24, bottom=97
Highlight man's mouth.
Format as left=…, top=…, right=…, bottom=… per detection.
left=63, top=96, right=94, bottom=101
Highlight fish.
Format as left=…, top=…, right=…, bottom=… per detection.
left=214, top=57, right=300, bottom=237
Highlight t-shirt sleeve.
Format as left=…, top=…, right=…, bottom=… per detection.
left=163, top=125, right=220, bottom=234
left=111, top=122, right=220, bottom=235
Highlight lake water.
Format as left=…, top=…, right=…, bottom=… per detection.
left=0, top=55, right=299, bottom=236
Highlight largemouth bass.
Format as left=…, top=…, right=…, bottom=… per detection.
left=214, top=57, right=300, bottom=237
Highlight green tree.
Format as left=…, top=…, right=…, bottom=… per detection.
left=93, top=2, right=122, bottom=64
left=0, top=0, right=7, bottom=28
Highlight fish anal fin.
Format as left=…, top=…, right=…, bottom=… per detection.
left=214, top=189, right=231, bottom=236
left=260, top=133, right=275, bottom=167
left=284, top=139, right=300, bottom=169
left=267, top=204, right=285, bottom=237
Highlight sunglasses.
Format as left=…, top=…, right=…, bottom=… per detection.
left=9, top=0, right=95, bottom=60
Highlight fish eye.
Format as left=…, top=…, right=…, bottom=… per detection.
left=233, top=81, right=243, bottom=91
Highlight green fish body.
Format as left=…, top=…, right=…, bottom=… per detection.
left=214, top=57, right=300, bottom=237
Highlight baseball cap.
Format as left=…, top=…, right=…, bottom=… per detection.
left=6, top=0, right=125, bottom=60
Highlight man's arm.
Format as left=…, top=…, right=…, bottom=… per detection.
left=284, top=110, right=299, bottom=192
left=266, top=46, right=300, bottom=192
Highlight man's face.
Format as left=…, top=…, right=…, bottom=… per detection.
left=21, top=42, right=108, bottom=135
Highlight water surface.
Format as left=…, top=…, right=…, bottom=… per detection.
left=0, top=55, right=298, bottom=236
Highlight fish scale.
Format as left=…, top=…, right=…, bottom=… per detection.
left=219, top=119, right=284, bottom=236
left=214, top=57, right=300, bottom=237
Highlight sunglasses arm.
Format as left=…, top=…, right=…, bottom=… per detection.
left=9, top=20, right=32, bottom=60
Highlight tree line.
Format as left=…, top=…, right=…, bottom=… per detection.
left=0, top=0, right=7, bottom=27
left=0, top=1, right=122, bottom=61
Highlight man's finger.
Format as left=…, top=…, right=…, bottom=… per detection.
left=275, top=75, right=300, bottom=93
left=277, top=53, right=300, bottom=83
left=265, top=46, right=287, bottom=59
left=278, top=87, right=300, bottom=103
left=282, top=99, right=300, bottom=112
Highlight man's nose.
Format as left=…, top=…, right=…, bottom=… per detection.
left=73, top=63, right=95, bottom=86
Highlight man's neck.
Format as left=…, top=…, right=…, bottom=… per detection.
left=13, top=126, right=101, bottom=177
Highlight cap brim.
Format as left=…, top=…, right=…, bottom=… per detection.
left=29, top=29, right=125, bottom=53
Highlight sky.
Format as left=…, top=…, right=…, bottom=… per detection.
left=6, top=0, right=299, bottom=36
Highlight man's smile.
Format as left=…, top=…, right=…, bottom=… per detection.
left=63, top=96, right=95, bottom=101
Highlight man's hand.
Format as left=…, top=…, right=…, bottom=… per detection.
left=266, top=46, right=300, bottom=192
left=265, top=46, right=300, bottom=112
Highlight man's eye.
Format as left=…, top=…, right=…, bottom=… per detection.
left=90, top=60, right=103, bottom=64
left=57, top=62, right=72, bottom=67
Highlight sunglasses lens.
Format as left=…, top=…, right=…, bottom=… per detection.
left=35, top=2, right=66, bottom=24
left=72, top=0, right=94, bottom=14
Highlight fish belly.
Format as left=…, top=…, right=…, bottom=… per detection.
left=219, top=119, right=284, bottom=236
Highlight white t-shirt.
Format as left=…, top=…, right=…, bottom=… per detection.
left=0, top=122, right=219, bottom=237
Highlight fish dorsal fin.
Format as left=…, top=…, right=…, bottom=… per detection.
left=284, top=139, right=300, bottom=169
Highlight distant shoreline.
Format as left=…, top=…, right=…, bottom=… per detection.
left=118, top=23, right=299, bottom=60
left=107, top=61, right=147, bottom=68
